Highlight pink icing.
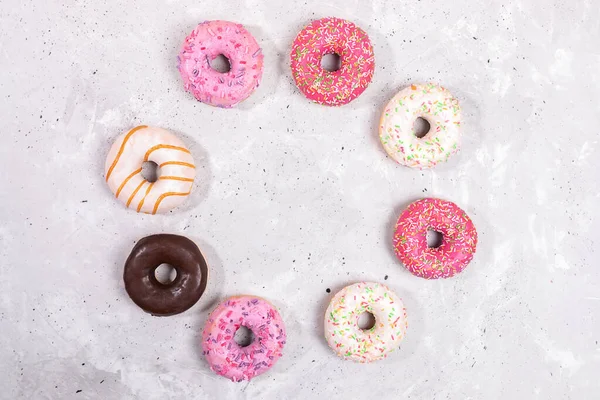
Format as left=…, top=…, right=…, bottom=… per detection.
left=178, top=21, right=264, bottom=108
left=393, top=198, right=478, bottom=279
left=202, top=296, right=286, bottom=382
left=290, top=17, right=374, bottom=106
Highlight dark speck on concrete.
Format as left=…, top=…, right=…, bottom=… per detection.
left=384, top=275, right=388, bottom=280
left=326, top=288, right=331, bottom=293
left=76, top=390, right=82, bottom=394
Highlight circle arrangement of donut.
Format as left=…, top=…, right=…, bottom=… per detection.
left=178, top=20, right=264, bottom=108
left=325, top=282, right=408, bottom=363
left=202, top=296, right=286, bottom=382
left=123, top=234, right=209, bottom=316
left=290, top=17, right=375, bottom=106
left=103, top=15, right=481, bottom=381
left=105, top=125, right=195, bottom=214
left=393, top=198, right=478, bottom=279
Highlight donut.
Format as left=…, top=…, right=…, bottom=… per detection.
left=105, top=125, right=195, bottom=215
left=324, top=282, right=407, bottom=363
left=290, top=17, right=374, bottom=106
left=379, top=83, right=461, bottom=168
left=202, top=296, right=286, bottom=382
left=393, top=198, right=477, bottom=279
left=123, top=234, right=208, bottom=316
left=178, top=20, right=264, bottom=108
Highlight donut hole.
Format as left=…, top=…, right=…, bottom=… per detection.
left=427, top=229, right=444, bottom=248
left=154, top=263, right=177, bottom=285
left=357, top=311, right=376, bottom=331
left=209, top=54, right=231, bottom=73
left=234, top=326, right=255, bottom=347
left=141, top=161, right=159, bottom=183
left=413, top=117, right=431, bottom=139
left=321, top=53, right=342, bottom=72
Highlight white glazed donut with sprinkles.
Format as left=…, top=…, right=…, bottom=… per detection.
left=324, top=282, right=408, bottom=363
left=105, top=126, right=195, bottom=214
left=379, top=83, right=461, bottom=169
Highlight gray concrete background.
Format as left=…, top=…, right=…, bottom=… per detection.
left=1, top=0, right=599, bottom=399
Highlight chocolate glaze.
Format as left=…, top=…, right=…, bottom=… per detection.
left=124, top=234, right=208, bottom=316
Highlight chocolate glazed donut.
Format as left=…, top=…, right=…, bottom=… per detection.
left=124, top=234, right=208, bottom=316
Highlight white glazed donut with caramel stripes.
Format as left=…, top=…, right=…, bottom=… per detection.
left=105, top=126, right=195, bottom=214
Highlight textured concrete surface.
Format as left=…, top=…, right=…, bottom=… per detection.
left=1, top=0, right=599, bottom=399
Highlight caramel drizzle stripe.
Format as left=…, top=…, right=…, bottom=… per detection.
left=105, top=125, right=148, bottom=182
left=159, top=176, right=194, bottom=182
left=159, top=161, right=195, bottom=169
left=143, top=145, right=191, bottom=162
left=136, top=183, right=155, bottom=212
left=126, top=181, right=146, bottom=207
left=152, top=191, right=191, bottom=215
left=115, top=168, right=142, bottom=198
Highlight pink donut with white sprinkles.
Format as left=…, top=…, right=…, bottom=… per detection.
left=290, top=17, right=374, bottom=106
left=178, top=20, right=264, bottom=108
left=394, top=198, right=478, bottom=279
left=202, top=296, right=286, bottom=382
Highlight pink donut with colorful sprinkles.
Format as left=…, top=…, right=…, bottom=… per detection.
left=202, top=296, right=286, bottom=382
left=178, top=20, right=264, bottom=108
left=290, top=17, right=374, bottom=106
left=394, top=198, right=478, bottom=279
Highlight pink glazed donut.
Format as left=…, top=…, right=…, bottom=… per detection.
left=178, top=20, right=264, bottom=108
left=393, top=198, right=477, bottom=279
left=290, top=17, right=374, bottom=106
left=202, top=296, right=286, bottom=382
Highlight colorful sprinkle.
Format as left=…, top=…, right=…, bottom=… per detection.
left=379, top=83, right=461, bottom=168
left=290, top=17, right=375, bottom=106
left=324, top=282, right=408, bottom=363
left=393, top=198, right=478, bottom=279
